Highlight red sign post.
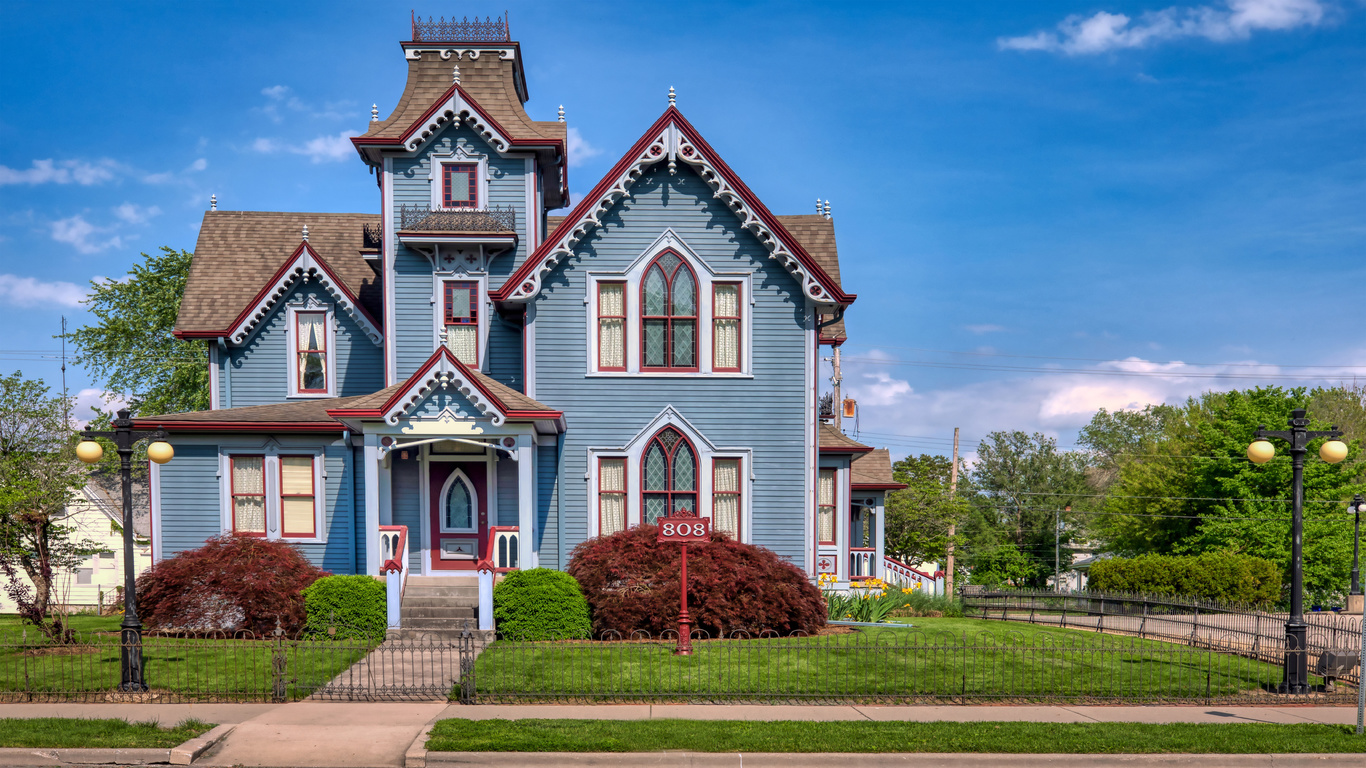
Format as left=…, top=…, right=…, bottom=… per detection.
left=657, top=511, right=710, bottom=656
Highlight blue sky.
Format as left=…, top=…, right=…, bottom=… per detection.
left=1, top=0, right=1363, bottom=459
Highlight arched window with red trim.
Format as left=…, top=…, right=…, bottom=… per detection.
left=642, top=427, right=696, bottom=524
left=640, top=251, right=697, bottom=370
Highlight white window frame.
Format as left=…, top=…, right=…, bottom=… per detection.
left=285, top=302, right=336, bottom=398
left=428, top=144, right=490, bottom=211
left=584, top=230, right=753, bottom=378
left=436, top=466, right=480, bottom=534
left=219, top=448, right=326, bottom=544
left=429, top=273, right=488, bottom=370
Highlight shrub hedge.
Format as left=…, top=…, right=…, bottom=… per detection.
left=302, top=574, right=387, bottom=642
left=1087, top=553, right=1281, bottom=605
left=137, top=534, right=328, bottom=634
left=492, top=568, right=592, bottom=640
left=568, top=524, right=826, bottom=636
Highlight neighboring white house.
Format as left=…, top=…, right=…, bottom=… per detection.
left=0, top=484, right=153, bottom=614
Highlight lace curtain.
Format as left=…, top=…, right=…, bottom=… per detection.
left=232, top=457, right=265, bottom=534
left=598, top=283, right=624, bottom=368
left=818, top=469, right=835, bottom=543
left=297, top=313, right=327, bottom=391
left=445, top=325, right=477, bottom=365
left=714, top=284, right=739, bottom=370
left=599, top=458, right=625, bottom=536
left=713, top=458, right=739, bottom=537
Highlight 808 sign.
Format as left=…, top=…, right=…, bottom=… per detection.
left=657, top=515, right=710, bottom=542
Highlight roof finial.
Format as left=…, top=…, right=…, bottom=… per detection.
left=210, top=194, right=217, bottom=212
left=823, top=200, right=831, bottom=219
left=452, top=64, right=461, bottom=84
left=302, top=224, right=309, bottom=242
left=371, top=103, right=379, bottom=122
left=557, top=105, right=565, bottom=123
left=668, top=86, right=675, bottom=108
left=816, top=198, right=822, bottom=215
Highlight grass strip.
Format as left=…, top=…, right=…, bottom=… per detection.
left=0, top=717, right=214, bottom=749
left=425, top=719, right=1366, bottom=754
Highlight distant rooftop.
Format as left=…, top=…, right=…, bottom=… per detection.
left=410, top=12, right=510, bottom=43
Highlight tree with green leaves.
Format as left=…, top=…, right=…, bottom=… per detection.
left=65, top=247, right=207, bottom=417
left=0, top=372, right=98, bottom=640
left=883, top=453, right=970, bottom=567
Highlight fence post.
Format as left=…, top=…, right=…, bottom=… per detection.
left=1098, top=598, right=1105, bottom=634
left=1140, top=599, right=1148, bottom=639
left=1190, top=606, right=1200, bottom=647
left=271, top=621, right=287, bottom=702
left=458, top=619, right=475, bottom=705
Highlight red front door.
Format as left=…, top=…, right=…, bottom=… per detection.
left=429, top=461, right=488, bottom=571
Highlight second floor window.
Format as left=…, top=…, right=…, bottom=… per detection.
left=442, top=163, right=478, bottom=209
left=443, top=281, right=478, bottom=365
left=643, top=427, right=696, bottom=524
left=598, top=282, right=625, bottom=370
left=713, top=283, right=741, bottom=372
left=641, top=252, right=697, bottom=370
left=296, top=312, right=327, bottom=393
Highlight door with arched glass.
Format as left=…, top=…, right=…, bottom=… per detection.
left=428, top=462, right=487, bottom=571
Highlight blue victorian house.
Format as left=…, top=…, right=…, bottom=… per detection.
left=141, top=17, right=926, bottom=615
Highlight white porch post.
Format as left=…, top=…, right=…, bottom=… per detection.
left=363, top=434, right=382, bottom=576
left=517, top=436, right=535, bottom=569
left=874, top=497, right=886, bottom=580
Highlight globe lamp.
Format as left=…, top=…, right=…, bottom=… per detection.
left=1319, top=440, right=1348, bottom=464
left=1247, top=439, right=1275, bottom=465
left=146, top=441, right=175, bottom=465
left=76, top=440, right=104, bottom=464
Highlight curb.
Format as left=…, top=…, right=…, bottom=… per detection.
left=0, top=747, right=172, bottom=766
left=170, top=724, right=235, bottom=765
left=420, top=753, right=1366, bottom=768
left=403, top=714, right=442, bottom=768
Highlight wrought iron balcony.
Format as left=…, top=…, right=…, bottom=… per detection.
left=398, top=205, right=517, bottom=234
left=362, top=222, right=382, bottom=251
left=411, top=12, right=510, bottom=43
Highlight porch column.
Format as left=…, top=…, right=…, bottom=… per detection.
left=517, top=436, right=535, bottom=569
left=874, top=497, right=886, bottom=580
left=363, top=434, right=382, bottom=576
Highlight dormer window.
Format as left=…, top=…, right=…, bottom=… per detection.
left=288, top=307, right=333, bottom=397
left=443, top=280, right=479, bottom=365
left=441, top=163, right=479, bottom=209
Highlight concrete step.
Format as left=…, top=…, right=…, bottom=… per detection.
left=402, top=586, right=480, bottom=599
left=401, top=606, right=476, bottom=619
left=405, top=576, right=479, bottom=587
left=401, top=595, right=479, bottom=608
left=386, top=627, right=494, bottom=643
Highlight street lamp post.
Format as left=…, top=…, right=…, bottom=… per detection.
left=1351, top=494, right=1363, bottom=615
left=1247, top=408, right=1347, bottom=694
left=75, top=409, right=172, bottom=692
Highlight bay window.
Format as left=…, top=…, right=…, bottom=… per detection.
left=443, top=280, right=479, bottom=365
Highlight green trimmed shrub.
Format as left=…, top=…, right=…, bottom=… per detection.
left=302, top=574, right=387, bottom=642
left=1088, top=553, right=1281, bottom=605
left=492, top=568, right=592, bottom=640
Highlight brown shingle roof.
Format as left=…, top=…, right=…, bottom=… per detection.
left=177, top=211, right=382, bottom=336
left=776, top=215, right=846, bottom=343
left=364, top=47, right=562, bottom=143
left=851, top=448, right=905, bottom=489
left=820, top=422, right=873, bottom=453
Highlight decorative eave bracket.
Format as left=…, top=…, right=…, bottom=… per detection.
left=381, top=349, right=507, bottom=427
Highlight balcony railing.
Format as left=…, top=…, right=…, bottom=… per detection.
left=398, top=205, right=517, bottom=234
left=411, top=12, right=511, bottom=43
left=849, top=548, right=876, bottom=579
left=486, top=526, right=519, bottom=571
left=362, top=222, right=382, bottom=252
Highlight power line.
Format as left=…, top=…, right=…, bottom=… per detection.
left=841, top=356, right=1366, bottom=382
left=844, top=343, right=1366, bottom=372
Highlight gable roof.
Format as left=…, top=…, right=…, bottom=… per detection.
left=851, top=448, right=906, bottom=490
left=176, top=211, right=382, bottom=338
left=820, top=422, right=874, bottom=453
left=491, top=107, right=855, bottom=308
left=779, top=215, right=847, bottom=345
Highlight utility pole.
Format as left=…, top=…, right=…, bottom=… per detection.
left=831, top=346, right=842, bottom=431
left=1055, top=507, right=1061, bottom=593
left=945, top=427, right=958, bottom=598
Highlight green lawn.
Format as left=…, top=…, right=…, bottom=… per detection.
left=0, top=614, right=370, bottom=701
left=472, top=618, right=1317, bottom=704
left=0, top=717, right=213, bottom=748
left=426, top=719, right=1366, bottom=754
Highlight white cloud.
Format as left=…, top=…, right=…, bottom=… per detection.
left=998, top=0, right=1328, bottom=55
left=251, top=132, right=360, bottom=163
left=567, top=127, right=602, bottom=167
left=965, top=324, right=1006, bottom=334
left=251, top=138, right=280, bottom=153
left=0, top=159, right=118, bottom=186
left=186, top=158, right=208, bottom=172
left=0, top=274, right=87, bottom=308
left=261, top=85, right=290, bottom=100
left=72, top=389, right=127, bottom=425
left=113, top=203, right=161, bottom=225
left=50, top=215, right=122, bottom=254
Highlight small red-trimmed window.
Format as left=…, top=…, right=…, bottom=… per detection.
left=641, top=252, right=697, bottom=371
left=296, top=312, right=327, bottom=393
left=818, top=468, right=836, bottom=545
left=280, top=456, right=316, bottom=538
left=599, top=457, right=626, bottom=537
left=597, top=282, right=626, bottom=370
left=713, top=283, right=741, bottom=372
left=443, top=281, right=479, bottom=365
left=231, top=455, right=266, bottom=536
left=713, top=458, right=741, bottom=539
left=442, top=163, right=478, bottom=209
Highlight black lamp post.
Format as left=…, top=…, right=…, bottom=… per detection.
left=76, top=409, right=172, bottom=692
left=1351, top=494, right=1363, bottom=602
left=1247, top=408, right=1347, bottom=695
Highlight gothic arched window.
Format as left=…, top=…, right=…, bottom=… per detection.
left=642, top=427, right=696, bottom=524
left=640, top=251, right=697, bottom=370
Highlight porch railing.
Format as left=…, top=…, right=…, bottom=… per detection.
left=849, top=548, right=876, bottom=579
left=883, top=555, right=943, bottom=595
left=486, top=526, right=519, bottom=571
left=379, top=525, right=408, bottom=629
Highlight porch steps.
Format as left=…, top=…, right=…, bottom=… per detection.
left=395, top=575, right=487, bottom=638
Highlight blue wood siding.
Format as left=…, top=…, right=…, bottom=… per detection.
left=496, top=457, right=517, bottom=526
left=533, top=163, right=809, bottom=565
left=222, top=278, right=382, bottom=407
left=486, top=315, right=523, bottom=392
left=156, top=444, right=221, bottom=560
left=390, top=454, right=423, bottom=573
left=537, top=443, right=558, bottom=567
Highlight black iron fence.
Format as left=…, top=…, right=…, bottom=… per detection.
left=961, top=587, right=1363, bottom=687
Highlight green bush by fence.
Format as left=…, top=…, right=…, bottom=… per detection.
left=302, top=575, right=387, bottom=642
left=1087, top=553, right=1281, bottom=605
left=493, top=568, right=591, bottom=641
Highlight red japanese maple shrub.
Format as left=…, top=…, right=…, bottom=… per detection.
left=567, top=525, right=825, bottom=637
left=137, top=534, right=328, bottom=635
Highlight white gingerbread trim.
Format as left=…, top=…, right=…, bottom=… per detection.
left=502, top=119, right=841, bottom=306
left=227, top=244, right=383, bottom=347
left=402, top=46, right=516, bottom=62
left=382, top=351, right=507, bottom=427
left=401, top=87, right=512, bottom=155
